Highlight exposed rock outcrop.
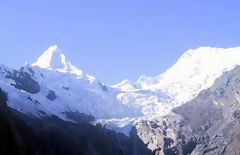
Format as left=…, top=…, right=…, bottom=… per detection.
left=5, top=67, right=40, bottom=94
left=132, top=67, right=240, bottom=155
left=46, top=90, right=57, bottom=101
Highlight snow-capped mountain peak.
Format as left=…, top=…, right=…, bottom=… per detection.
left=113, top=46, right=240, bottom=118
left=134, top=46, right=240, bottom=96
left=32, top=45, right=83, bottom=77
left=32, top=45, right=64, bottom=68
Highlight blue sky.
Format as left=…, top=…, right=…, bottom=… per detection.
left=0, top=0, right=240, bottom=84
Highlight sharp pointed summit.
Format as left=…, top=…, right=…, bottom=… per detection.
left=32, top=45, right=83, bottom=76
left=32, top=45, right=68, bottom=69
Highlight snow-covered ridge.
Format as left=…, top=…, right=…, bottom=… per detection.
left=0, top=46, right=143, bottom=121
left=154, top=46, right=240, bottom=101
left=117, top=47, right=240, bottom=94
left=113, top=46, right=240, bottom=117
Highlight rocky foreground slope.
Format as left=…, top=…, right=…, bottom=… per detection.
left=0, top=88, right=153, bottom=155
left=134, top=66, right=240, bottom=154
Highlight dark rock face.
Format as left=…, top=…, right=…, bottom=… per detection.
left=176, top=68, right=240, bottom=154
left=98, top=82, right=108, bottom=91
left=0, top=88, right=7, bottom=104
left=5, top=67, right=40, bottom=94
left=0, top=88, right=152, bottom=155
left=46, top=90, right=57, bottom=101
left=233, top=108, right=240, bottom=119
left=65, top=111, right=95, bottom=123
left=130, top=127, right=153, bottom=155
left=63, top=86, right=70, bottom=90
left=0, top=88, right=38, bottom=155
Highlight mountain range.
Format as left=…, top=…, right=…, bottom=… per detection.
left=1, top=45, right=240, bottom=155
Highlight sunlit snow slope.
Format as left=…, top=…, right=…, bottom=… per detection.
left=114, top=47, right=240, bottom=116
left=0, top=46, right=141, bottom=121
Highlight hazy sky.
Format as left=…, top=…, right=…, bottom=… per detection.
left=0, top=0, right=240, bottom=84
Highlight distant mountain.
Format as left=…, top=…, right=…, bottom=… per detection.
left=1, top=45, right=240, bottom=154
left=114, top=47, right=240, bottom=116
left=0, top=45, right=141, bottom=120
left=134, top=65, right=240, bottom=154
